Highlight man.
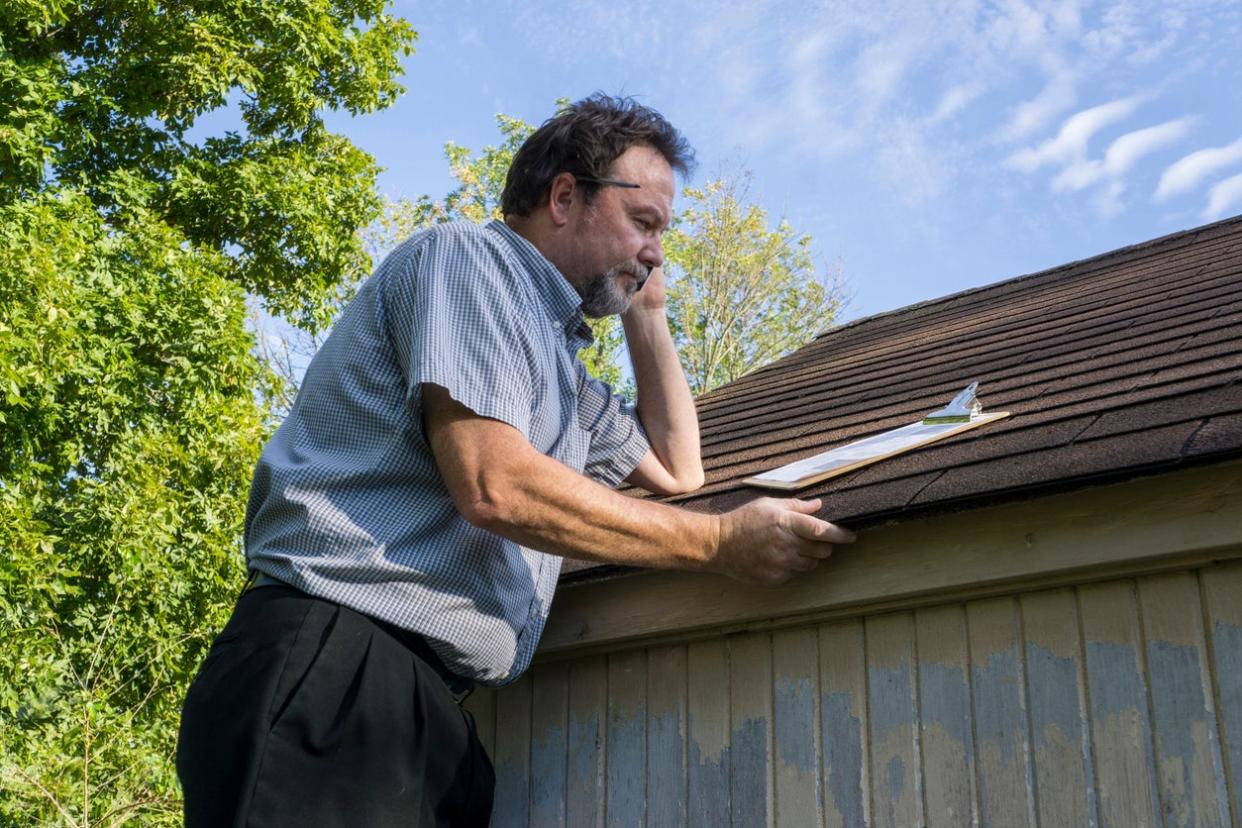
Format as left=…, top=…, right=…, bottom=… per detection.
left=177, top=95, right=855, bottom=826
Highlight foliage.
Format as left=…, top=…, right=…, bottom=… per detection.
left=0, top=2, right=413, bottom=824
left=664, top=177, right=844, bottom=395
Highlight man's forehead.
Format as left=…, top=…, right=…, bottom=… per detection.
left=609, top=145, right=675, bottom=214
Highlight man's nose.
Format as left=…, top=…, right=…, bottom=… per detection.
left=639, top=238, right=663, bottom=270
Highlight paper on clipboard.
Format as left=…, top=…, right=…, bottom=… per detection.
left=743, top=384, right=1010, bottom=491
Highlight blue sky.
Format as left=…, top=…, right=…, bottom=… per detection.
left=321, top=0, right=1242, bottom=323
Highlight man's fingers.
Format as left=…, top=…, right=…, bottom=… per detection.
left=785, top=497, right=822, bottom=515
left=788, top=513, right=856, bottom=544
left=789, top=555, right=819, bottom=573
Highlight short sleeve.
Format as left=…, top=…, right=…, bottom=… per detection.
left=379, top=227, right=536, bottom=439
left=575, top=362, right=651, bottom=487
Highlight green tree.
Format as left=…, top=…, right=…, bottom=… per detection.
left=664, top=176, right=845, bottom=395
left=0, top=3, right=414, bottom=824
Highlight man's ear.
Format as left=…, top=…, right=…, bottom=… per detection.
left=547, top=172, right=577, bottom=227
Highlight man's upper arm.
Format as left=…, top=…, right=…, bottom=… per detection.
left=381, top=228, right=536, bottom=445
left=420, top=382, right=537, bottom=525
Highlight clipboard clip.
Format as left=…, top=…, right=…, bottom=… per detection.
left=923, top=381, right=983, bottom=424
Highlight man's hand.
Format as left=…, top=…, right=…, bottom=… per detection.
left=626, top=264, right=667, bottom=313
left=713, top=497, right=856, bottom=585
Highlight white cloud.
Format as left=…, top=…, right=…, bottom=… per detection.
left=930, top=83, right=984, bottom=125
left=1203, top=172, right=1242, bottom=220
left=1005, top=96, right=1142, bottom=173
left=1103, top=118, right=1194, bottom=175
left=999, top=64, right=1078, bottom=141
left=1156, top=136, right=1242, bottom=200
left=1052, top=159, right=1105, bottom=191
left=1051, top=117, right=1192, bottom=212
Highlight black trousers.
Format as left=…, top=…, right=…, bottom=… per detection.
left=176, top=585, right=494, bottom=827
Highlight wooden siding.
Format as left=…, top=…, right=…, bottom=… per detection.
left=471, top=561, right=1242, bottom=827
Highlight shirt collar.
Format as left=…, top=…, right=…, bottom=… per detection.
left=486, top=219, right=587, bottom=331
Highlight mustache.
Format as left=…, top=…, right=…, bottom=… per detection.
left=607, top=260, right=651, bottom=291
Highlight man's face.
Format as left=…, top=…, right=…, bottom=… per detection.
left=569, top=145, right=675, bottom=317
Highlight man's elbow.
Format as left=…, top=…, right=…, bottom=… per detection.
left=660, top=467, right=706, bottom=495
left=450, top=475, right=518, bottom=533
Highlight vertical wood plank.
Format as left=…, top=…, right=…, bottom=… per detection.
left=1201, top=560, right=1242, bottom=824
left=1138, top=572, right=1233, bottom=827
left=730, top=630, right=775, bottom=827
left=1019, top=588, right=1098, bottom=828
left=567, top=656, right=608, bottom=828
left=772, top=627, right=822, bottom=827
left=1079, top=580, right=1163, bottom=828
left=915, top=604, right=977, bottom=828
left=865, top=611, right=922, bottom=828
left=687, top=638, right=730, bottom=827
left=820, top=619, right=870, bottom=828
left=464, top=686, right=497, bottom=760
left=493, top=673, right=533, bottom=828
left=646, top=644, right=687, bottom=827
left=966, top=597, right=1036, bottom=828
left=530, top=662, right=570, bottom=828
left=607, top=649, right=647, bottom=827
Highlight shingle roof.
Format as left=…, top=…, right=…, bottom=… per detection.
left=562, top=215, right=1242, bottom=580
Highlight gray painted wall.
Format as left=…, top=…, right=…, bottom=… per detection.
left=470, top=561, right=1242, bottom=827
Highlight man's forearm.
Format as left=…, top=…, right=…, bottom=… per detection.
left=425, top=384, right=717, bottom=570
left=470, top=443, right=719, bottom=571
left=424, top=384, right=853, bottom=584
left=623, top=305, right=703, bottom=488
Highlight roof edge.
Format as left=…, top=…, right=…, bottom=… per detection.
left=812, top=212, right=1242, bottom=342
left=559, top=451, right=1242, bottom=586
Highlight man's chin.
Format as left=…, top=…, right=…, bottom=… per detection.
left=579, top=273, right=633, bottom=317
left=582, top=296, right=631, bottom=319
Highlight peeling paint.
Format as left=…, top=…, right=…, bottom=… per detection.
left=972, top=649, right=1023, bottom=766
left=1025, top=643, right=1081, bottom=749
left=731, top=717, right=769, bottom=826
left=1084, top=639, right=1163, bottom=827
left=688, top=735, right=730, bottom=826
left=972, top=644, right=1035, bottom=827
left=775, top=676, right=818, bottom=773
left=869, top=664, right=916, bottom=734
left=919, top=659, right=976, bottom=828
left=886, top=755, right=905, bottom=801
left=647, top=710, right=685, bottom=824
left=1084, top=641, right=1145, bottom=719
left=607, top=709, right=646, bottom=826
left=531, top=725, right=567, bottom=825
left=567, top=711, right=602, bottom=824
left=821, top=691, right=866, bottom=828
left=1147, top=639, right=1231, bottom=828
left=920, top=661, right=972, bottom=750
left=1211, top=619, right=1242, bottom=820
left=1025, top=641, right=1097, bottom=828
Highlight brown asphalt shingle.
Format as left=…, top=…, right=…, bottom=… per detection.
left=562, top=215, right=1242, bottom=581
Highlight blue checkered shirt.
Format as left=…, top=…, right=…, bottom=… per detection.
left=244, top=219, right=650, bottom=685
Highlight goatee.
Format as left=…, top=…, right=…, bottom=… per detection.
left=578, top=260, right=650, bottom=318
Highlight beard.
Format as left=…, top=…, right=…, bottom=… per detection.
left=578, top=259, right=650, bottom=318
